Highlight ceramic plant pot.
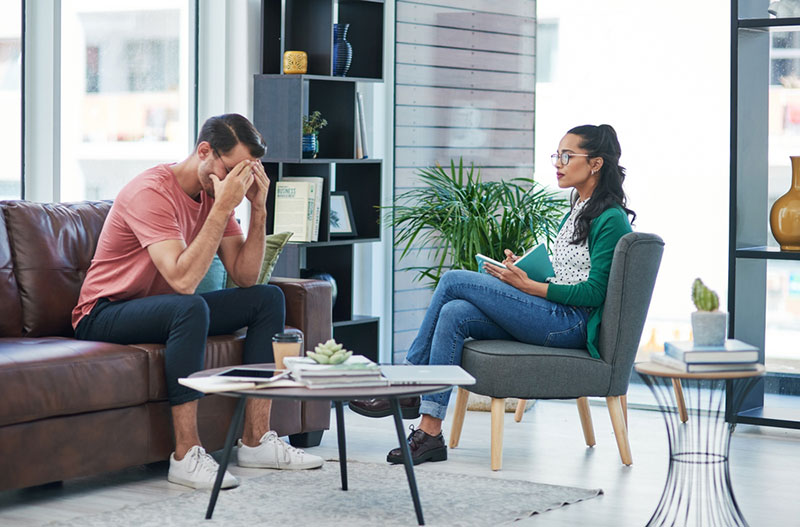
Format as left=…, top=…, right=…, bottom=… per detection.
left=302, top=134, right=317, bottom=159
left=691, top=311, right=728, bottom=347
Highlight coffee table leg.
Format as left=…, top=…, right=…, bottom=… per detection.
left=206, top=396, right=246, bottom=520
left=334, top=401, right=347, bottom=490
left=390, top=398, right=424, bottom=525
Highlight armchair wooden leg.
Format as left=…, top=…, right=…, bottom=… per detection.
left=621, top=394, right=628, bottom=428
left=576, top=397, right=596, bottom=447
left=606, top=396, right=632, bottom=466
left=514, top=399, right=526, bottom=422
left=449, top=387, right=470, bottom=448
left=490, top=397, right=505, bottom=471
left=672, top=378, right=689, bottom=423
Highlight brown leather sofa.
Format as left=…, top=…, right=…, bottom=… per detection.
left=0, top=200, right=332, bottom=491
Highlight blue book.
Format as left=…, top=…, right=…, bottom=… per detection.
left=475, top=243, right=555, bottom=283
left=664, top=339, right=758, bottom=364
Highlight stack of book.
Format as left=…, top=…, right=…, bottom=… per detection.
left=283, top=355, right=389, bottom=389
left=651, top=339, right=759, bottom=373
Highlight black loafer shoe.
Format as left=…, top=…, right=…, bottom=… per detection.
left=348, top=397, right=421, bottom=419
left=387, top=426, right=447, bottom=465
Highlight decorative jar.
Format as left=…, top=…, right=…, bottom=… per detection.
left=283, top=51, right=308, bottom=74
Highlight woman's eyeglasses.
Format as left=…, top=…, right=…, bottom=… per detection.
left=551, top=152, right=590, bottom=167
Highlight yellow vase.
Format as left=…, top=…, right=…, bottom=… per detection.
left=770, top=156, right=800, bottom=251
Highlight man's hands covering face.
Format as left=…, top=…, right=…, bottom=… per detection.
left=210, top=160, right=256, bottom=212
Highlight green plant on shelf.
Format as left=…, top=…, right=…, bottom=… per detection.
left=383, top=158, right=568, bottom=288
left=302, top=111, right=328, bottom=136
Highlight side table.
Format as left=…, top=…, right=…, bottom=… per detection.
left=635, top=361, right=765, bottom=527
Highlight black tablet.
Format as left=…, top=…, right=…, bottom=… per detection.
left=212, top=367, right=289, bottom=382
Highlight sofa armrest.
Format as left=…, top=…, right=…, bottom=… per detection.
left=269, top=277, right=332, bottom=351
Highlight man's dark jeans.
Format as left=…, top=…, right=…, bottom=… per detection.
left=75, top=285, right=285, bottom=406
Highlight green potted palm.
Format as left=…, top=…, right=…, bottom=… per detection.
left=385, top=158, right=568, bottom=287
left=302, top=111, right=327, bottom=158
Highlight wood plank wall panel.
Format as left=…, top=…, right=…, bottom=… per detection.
left=392, top=0, right=536, bottom=361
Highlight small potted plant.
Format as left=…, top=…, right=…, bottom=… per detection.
left=302, top=111, right=327, bottom=159
left=691, top=278, right=727, bottom=346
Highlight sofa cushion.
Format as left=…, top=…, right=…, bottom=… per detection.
left=0, top=206, right=23, bottom=337
left=0, top=337, right=149, bottom=427
left=129, top=334, right=246, bottom=401
left=3, top=201, right=112, bottom=337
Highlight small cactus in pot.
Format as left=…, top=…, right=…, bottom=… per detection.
left=690, top=278, right=727, bottom=346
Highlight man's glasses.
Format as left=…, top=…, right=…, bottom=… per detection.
left=551, top=152, right=590, bottom=167
left=212, top=147, right=232, bottom=174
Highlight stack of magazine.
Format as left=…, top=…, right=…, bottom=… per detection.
left=651, top=339, right=759, bottom=373
left=283, top=355, right=389, bottom=389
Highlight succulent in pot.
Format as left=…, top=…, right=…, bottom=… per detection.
left=690, top=278, right=727, bottom=347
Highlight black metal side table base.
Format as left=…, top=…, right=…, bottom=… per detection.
left=641, top=374, right=760, bottom=527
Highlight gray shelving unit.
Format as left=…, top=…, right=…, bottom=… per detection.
left=255, top=0, right=384, bottom=362
left=729, top=1, right=800, bottom=428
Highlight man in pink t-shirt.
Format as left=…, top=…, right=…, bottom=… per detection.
left=73, top=114, right=323, bottom=490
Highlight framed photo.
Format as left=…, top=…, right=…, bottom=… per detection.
left=329, top=191, right=357, bottom=237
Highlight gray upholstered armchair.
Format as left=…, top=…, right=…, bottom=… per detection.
left=448, top=232, right=664, bottom=470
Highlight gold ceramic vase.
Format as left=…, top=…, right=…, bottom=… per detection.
left=770, top=156, right=800, bottom=251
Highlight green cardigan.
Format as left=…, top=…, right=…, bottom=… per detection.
left=545, top=205, right=632, bottom=358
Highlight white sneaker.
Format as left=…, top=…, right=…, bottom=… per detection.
left=237, top=431, right=324, bottom=470
left=168, top=445, right=239, bottom=490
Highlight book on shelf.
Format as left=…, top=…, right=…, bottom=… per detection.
left=664, top=339, right=759, bottom=364
left=273, top=180, right=316, bottom=242
left=356, top=91, right=369, bottom=159
left=354, top=100, right=364, bottom=159
left=651, top=352, right=759, bottom=373
left=281, top=177, right=323, bottom=241
left=475, top=243, right=554, bottom=283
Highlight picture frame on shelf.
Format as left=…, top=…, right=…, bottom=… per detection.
left=330, top=191, right=357, bottom=237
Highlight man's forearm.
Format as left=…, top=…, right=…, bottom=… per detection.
left=179, top=206, right=232, bottom=289
left=230, top=207, right=267, bottom=286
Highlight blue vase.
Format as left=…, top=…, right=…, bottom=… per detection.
left=302, top=134, right=317, bottom=159
left=332, top=23, right=352, bottom=77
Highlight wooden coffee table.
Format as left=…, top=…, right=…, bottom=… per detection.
left=191, top=364, right=464, bottom=525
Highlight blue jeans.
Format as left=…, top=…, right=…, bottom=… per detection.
left=75, top=285, right=285, bottom=406
left=405, top=270, right=589, bottom=420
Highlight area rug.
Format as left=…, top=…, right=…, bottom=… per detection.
left=45, top=461, right=602, bottom=526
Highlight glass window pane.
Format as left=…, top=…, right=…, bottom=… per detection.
left=60, top=2, right=192, bottom=201
left=768, top=29, right=800, bottom=376
left=0, top=1, right=22, bottom=199
left=535, top=1, right=730, bottom=381
left=766, top=261, right=800, bottom=377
